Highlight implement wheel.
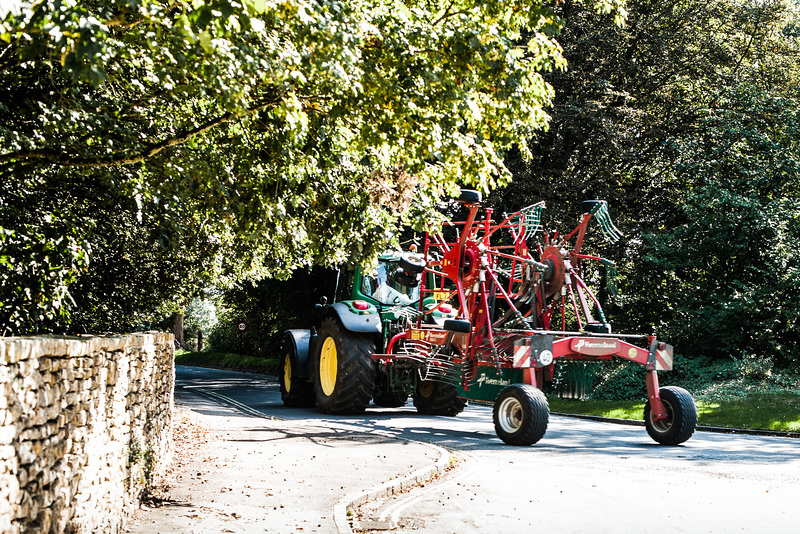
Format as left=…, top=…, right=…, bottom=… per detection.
left=493, top=384, right=549, bottom=446
left=373, top=390, right=409, bottom=408
left=644, top=386, right=697, bottom=445
left=279, top=334, right=315, bottom=407
left=314, top=317, right=376, bottom=414
left=413, top=380, right=466, bottom=416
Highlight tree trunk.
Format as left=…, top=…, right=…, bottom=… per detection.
left=172, top=313, right=184, bottom=347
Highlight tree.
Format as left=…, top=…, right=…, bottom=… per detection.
left=644, top=87, right=800, bottom=364
left=495, top=0, right=800, bottom=223
left=0, top=0, right=624, bottom=335
left=182, top=296, right=219, bottom=350
left=209, top=267, right=338, bottom=356
left=486, top=0, right=800, bottom=365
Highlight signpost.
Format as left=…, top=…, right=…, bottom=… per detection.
left=237, top=322, right=246, bottom=354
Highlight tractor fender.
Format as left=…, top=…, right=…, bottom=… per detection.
left=284, top=329, right=315, bottom=378
left=327, top=302, right=382, bottom=334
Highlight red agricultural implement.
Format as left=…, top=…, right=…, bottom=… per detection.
left=282, top=191, right=697, bottom=446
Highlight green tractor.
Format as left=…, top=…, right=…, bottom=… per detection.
left=281, top=251, right=467, bottom=415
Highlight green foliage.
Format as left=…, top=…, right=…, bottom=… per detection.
left=0, top=169, right=220, bottom=334
left=589, top=360, right=646, bottom=401
left=0, top=188, right=90, bottom=334
left=174, top=350, right=280, bottom=375
left=490, top=0, right=800, bottom=368
left=0, top=0, right=625, bottom=335
left=643, top=88, right=800, bottom=365
left=208, top=267, right=337, bottom=356
left=182, top=296, right=219, bottom=348
left=591, top=353, right=800, bottom=401
left=128, top=437, right=159, bottom=498
left=185, top=298, right=219, bottom=334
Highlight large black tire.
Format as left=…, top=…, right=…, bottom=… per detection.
left=493, top=384, right=549, bottom=446
left=399, top=253, right=426, bottom=274
left=458, top=189, right=482, bottom=203
left=314, top=317, right=376, bottom=414
left=413, top=380, right=466, bottom=416
left=279, top=334, right=315, bottom=408
left=373, top=389, right=410, bottom=408
left=644, top=386, right=697, bottom=445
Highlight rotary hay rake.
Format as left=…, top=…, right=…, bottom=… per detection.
left=379, top=191, right=698, bottom=446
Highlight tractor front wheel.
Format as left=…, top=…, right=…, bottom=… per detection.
left=644, top=386, right=697, bottom=445
left=279, top=334, right=315, bottom=408
left=413, top=380, right=466, bottom=416
left=493, top=384, right=549, bottom=446
left=314, top=317, right=376, bottom=414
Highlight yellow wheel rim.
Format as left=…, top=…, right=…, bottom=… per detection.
left=283, top=353, right=292, bottom=393
left=319, top=337, right=338, bottom=396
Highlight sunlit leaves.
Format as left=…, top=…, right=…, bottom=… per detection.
left=0, top=0, right=626, bottom=334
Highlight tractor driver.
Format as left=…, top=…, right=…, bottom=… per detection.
left=366, top=260, right=419, bottom=306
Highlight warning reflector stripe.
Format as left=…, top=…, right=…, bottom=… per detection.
left=513, top=345, right=531, bottom=368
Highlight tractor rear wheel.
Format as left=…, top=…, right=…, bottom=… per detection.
left=493, top=384, right=549, bottom=446
left=314, top=317, right=376, bottom=414
left=644, top=386, right=697, bottom=445
left=279, top=336, right=316, bottom=407
left=413, top=380, right=466, bottom=416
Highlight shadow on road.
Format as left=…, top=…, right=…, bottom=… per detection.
left=176, top=365, right=800, bottom=468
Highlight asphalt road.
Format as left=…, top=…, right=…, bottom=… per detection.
left=177, top=366, right=800, bottom=533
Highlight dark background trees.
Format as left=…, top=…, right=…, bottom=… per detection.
left=484, top=0, right=800, bottom=368
left=644, top=88, right=800, bottom=364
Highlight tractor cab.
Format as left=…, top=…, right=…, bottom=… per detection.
left=359, top=253, right=423, bottom=307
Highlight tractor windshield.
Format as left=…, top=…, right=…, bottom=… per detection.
left=362, top=260, right=420, bottom=306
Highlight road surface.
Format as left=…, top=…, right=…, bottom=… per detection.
left=177, top=366, right=800, bottom=533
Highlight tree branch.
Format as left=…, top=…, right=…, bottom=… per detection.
left=0, top=97, right=282, bottom=168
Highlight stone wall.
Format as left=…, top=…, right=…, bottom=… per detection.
left=0, top=332, right=174, bottom=534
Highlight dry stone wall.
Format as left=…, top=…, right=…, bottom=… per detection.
left=0, top=332, right=174, bottom=534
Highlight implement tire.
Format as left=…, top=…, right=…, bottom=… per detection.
left=314, top=317, right=376, bottom=414
left=373, top=390, right=409, bottom=408
left=644, top=386, right=697, bottom=445
left=413, top=380, right=466, bottom=416
left=493, top=384, right=549, bottom=446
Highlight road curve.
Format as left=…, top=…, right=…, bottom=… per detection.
left=177, top=366, right=800, bottom=534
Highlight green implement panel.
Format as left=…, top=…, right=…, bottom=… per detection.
left=457, top=366, right=525, bottom=403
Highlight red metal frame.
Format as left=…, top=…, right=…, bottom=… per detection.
left=378, top=196, right=671, bottom=415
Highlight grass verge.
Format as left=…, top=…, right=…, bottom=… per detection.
left=174, top=350, right=280, bottom=376
left=548, top=391, right=800, bottom=433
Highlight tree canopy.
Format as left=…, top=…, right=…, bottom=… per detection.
left=643, top=87, right=800, bottom=363
left=0, top=0, right=625, bottom=334
left=6, top=0, right=798, bottom=370
left=489, top=0, right=800, bottom=365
